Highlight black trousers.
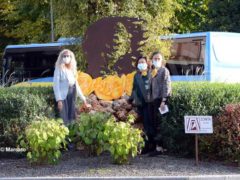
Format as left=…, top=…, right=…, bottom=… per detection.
left=152, top=98, right=169, bottom=146
left=137, top=98, right=168, bottom=148
left=137, top=103, right=155, bottom=143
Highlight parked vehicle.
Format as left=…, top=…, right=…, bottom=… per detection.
left=166, top=32, right=240, bottom=82
left=1, top=38, right=79, bottom=86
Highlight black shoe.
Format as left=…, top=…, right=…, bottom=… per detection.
left=141, top=142, right=156, bottom=155
left=140, top=148, right=148, bottom=155
left=148, top=150, right=163, bottom=157
left=140, top=146, right=151, bottom=155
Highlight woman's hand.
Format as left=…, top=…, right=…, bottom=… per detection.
left=84, top=101, right=92, bottom=109
left=160, top=101, right=166, bottom=111
left=79, top=102, right=91, bottom=113
left=57, top=101, right=63, bottom=111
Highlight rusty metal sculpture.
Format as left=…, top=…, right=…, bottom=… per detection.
left=82, top=17, right=144, bottom=78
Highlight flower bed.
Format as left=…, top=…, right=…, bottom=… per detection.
left=2, top=82, right=240, bottom=163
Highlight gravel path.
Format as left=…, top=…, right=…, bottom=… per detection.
left=0, top=151, right=239, bottom=178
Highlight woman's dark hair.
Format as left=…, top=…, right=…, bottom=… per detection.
left=150, top=51, right=162, bottom=59
left=150, top=51, right=166, bottom=68
left=135, top=56, right=148, bottom=68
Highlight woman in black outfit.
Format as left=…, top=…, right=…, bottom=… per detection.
left=129, top=56, right=154, bottom=153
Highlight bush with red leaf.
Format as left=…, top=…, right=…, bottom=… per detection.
left=200, top=104, right=240, bottom=163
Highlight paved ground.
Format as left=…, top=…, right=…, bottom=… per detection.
left=0, top=151, right=239, bottom=179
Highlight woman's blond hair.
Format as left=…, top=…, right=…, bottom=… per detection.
left=55, top=49, right=77, bottom=75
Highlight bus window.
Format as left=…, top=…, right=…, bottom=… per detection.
left=3, top=50, right=58, bottom=85
left=2, top=38, right=79, bottom=85
left=166, top=37, right=206, bottom=76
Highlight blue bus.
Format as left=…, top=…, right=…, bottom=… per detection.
left=166, top=32, right=240, bottom=83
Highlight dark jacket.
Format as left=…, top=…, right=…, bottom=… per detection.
left=130, top=71, right=152, bottom=106
left=151, top=67, right=171, bottom=100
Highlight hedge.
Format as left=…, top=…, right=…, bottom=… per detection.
left=1, top=82, right=240, bottom=162
left=0, top=86, right=55, bottom=147
left=162, top=82, right=240, bottom=157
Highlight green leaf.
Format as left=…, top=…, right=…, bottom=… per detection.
left=20, top=140, right=26, bottom=147
left=42, top=132, right=47, bottom=140
left=27, top=152, right=32, bottom=159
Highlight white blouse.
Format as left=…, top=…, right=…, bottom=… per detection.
left=53, top=67, right=86, bottom=102
left=64, top=68, right=76, bottom=86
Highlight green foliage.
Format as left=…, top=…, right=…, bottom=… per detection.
left=54, top=0, right=180, bottom=69
left=174, top=0, right=240, bottom=33
left=205, top=0, right=240, bottom=32
left=200, top=104, right=240, bottom=163
left=138, top=0, right=179, bottom=57
left=68, top=112, right=112, bottom=156
left=172, top=0, right=209, bottom=33
left=6, top=0, right=240, bottom=70
left=127, top=114, right=135, bottom=124
left=0, top=0, right=17, bottom=58
left=0, top=86, right=55, bottom=147
left=19, top=118, right=69, bottom=164
left=3, top=82, right=240, bottom=162
left=0, top=0, right=183, bottom=71
left=162, top=82, right=240, bottom=156
left=69, top=112, right=144, bottom=164
left=104, top=116, right=144, bottom=164
left=102, top=22, right=132, bottom=75
left=2, top=0, right=51, bottom=43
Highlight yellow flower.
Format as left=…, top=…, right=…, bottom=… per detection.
left=151, top=69, right=158, bottom=78
left=141, top=70, right=147, bottom=76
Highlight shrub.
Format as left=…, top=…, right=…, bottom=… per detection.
left=68, top=112, right=112, bottom=155
left=2, top=82, right=240, bottom=160
left=161, top=82, right=240, bottom=156
left=69, top=112, right=144, bottom=164
left=0, top=87, right=55, bottom=147
left=14, top=82, right=53, bottom=87
left=104, top=116, right=144, bottom=164
left=19, top=118, right=69, bottom=164
left=199, top=104, right=240, bottom=163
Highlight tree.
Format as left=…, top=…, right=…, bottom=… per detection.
left=205, top=0, right=240, bottom=32
left=0, top=0, right=17, bottom=56
left=4, top=0, right=51, bottom=43
left=54, top=0, right=179, bottom=70
left=172, top=0, right=209, bottom=33
left=0, top=0, right=180, bottom=73
left=0, top=0, right=52, bottom=58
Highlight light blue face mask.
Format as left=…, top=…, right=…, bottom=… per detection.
left=153, top=60, right=162, bottom=68
left=137, top=63, right=148, bottom=71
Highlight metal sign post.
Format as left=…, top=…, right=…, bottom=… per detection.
left=184, top=116, right=213, bottom=166
left=195, top=134, right=199, bottom=166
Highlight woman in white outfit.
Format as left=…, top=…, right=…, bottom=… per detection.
left=53, top=49, right=91, bottom=125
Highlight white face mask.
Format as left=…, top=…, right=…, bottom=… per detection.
left=63, top=57, right=71, bottom=64
left=137, top=63, right=148, bottom=71
left=153, top=60, right=162, bottom=68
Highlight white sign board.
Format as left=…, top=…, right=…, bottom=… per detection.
left=184, top=116, right=213, bottom=134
